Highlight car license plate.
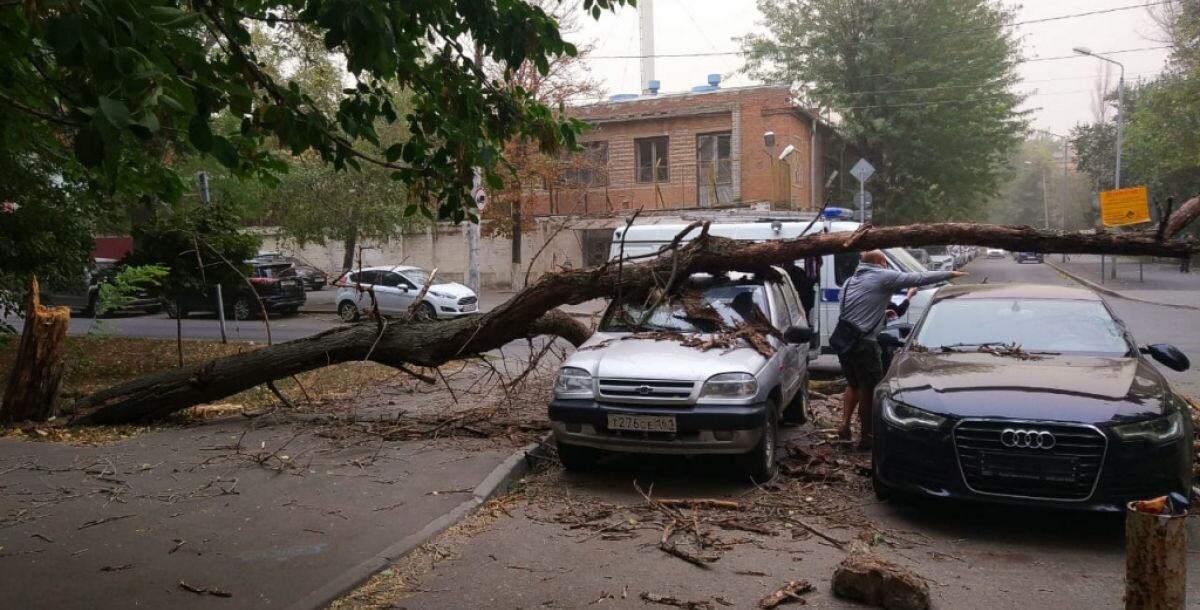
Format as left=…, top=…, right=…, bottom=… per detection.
left=463, top=303, right=477, bottom=312
left=607, top=414, right=676, bottom=433
left=281, top=280, right=297, bottom=288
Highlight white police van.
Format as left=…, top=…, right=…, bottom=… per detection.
left=608, top=208, right=938, bottom=356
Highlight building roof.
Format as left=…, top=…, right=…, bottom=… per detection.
left=933, top=283, right=1102, bottom=302
left=569, top=83, right=827, bottom=125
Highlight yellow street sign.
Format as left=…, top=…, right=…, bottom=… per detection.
left=1099, top=186, right=1151, bottom=227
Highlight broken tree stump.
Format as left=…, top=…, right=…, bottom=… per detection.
left=832, top=553, right=930, bottom=610
left=1125, top=498, right=1188, bottom=609
left=2, top=277, right=70, bottom=422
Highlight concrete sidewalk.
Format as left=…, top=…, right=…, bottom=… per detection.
left=300, top=287, right=608, bottom=319
left=1047, top=254, right=1200, bottom=309
left=0, top=417, right=532, bottom=610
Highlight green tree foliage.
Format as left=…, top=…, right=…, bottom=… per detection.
left=743, top=0, right=1027, bottom=223
left=989, top=137, right=1094, bottom=230
left=95, top=265, right=170, bottom=317
left=1071, top=3, right=1198, bottom=229
left=123, top=204, right=261, bottom=299
left=0, top=0, right=631, bottom=276
left=0, top=142, right=99, bottom=316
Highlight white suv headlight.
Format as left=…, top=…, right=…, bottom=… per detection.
left=881, top=397, right=945, bottom=430
left=1112, top=411, right=1184, bottom=443
left=553, top=367, right=594, bottom=399
left=700, top=373, right=758, bottom=400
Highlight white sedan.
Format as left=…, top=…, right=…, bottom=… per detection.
left=334, top=265, right=479, bottom=321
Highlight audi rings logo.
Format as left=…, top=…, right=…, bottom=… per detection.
left=1000, top=428, right=1056, bottom=449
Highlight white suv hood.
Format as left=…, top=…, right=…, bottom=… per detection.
left=564, top=332, right=768, bottom=381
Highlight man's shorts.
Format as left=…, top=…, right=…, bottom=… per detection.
left=837, top=339, right=882, bottom=390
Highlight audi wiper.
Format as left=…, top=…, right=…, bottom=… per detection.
left=936, top=342, right=1007, bottom=350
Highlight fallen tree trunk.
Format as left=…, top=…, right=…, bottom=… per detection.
left=3, top=278, right=70, bottom=422
left=76, top=222, right=1200, bottom=424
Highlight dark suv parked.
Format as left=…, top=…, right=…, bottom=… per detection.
left=165, top=262, right=306, bottom=320
left=1015, top=251, right=1044, bottom=264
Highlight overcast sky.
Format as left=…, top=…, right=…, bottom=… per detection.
left=569, top=0, right=1174, bottom=134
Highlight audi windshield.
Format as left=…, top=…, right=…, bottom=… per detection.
left=914, top=298, right=1130, bottom=355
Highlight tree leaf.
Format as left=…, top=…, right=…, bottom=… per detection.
left=189, top=115, right=213, bottom=152
left=98, top=97, right=132, bottom=128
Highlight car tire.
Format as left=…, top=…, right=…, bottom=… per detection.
left=416, top=301, right=437, bottom=321
left=164, top=300, right=187, bottom=319
left=782, top=375, right=809, bottom=426
left=233, top=296, right=254, bottom=321
left=338, top=300, right=360, bottom=322
left=739, top=398, right=778, bottom=483
left=872, top=467, right=896, bottom=501
left=557, top=441, right=601, bottom=472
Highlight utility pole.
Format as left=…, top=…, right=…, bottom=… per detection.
left=639, top=0, right=655, bottom=93
left=1074, top=47, right=1125, bottom=281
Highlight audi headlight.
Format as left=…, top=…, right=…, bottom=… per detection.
left=1112, top=411, right=1184, bottom=443
left=881, top=397, right=946, bottom=430
left=700, top=373, right=758, bottom=400
left=553, top=367, right=594, bottom=399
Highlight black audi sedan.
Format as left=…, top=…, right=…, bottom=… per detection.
left=872, top=283, right=1193, bottom=511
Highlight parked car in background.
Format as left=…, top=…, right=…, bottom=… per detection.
left=951, top=245, right=972, bottom=268
left=549, top=269, right=813, bottom=482
left=1016, top=251, right=1044, bottom=264
left=985, top=248, right=1005, bottom=258
left=165, top=261, right=306, bottom=320
left=334, top=265, right=479, bottom=321
left=922, top=246, right=956, bottom=271
left=906, top=248, right=931, bottom=268
left=872, top=283, right=1193, bottom=511
left=252, top=254, right=328, bottom=291
left=42, top=258, right=160, bottom=317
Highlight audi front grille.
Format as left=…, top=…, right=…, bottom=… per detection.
left=596, top=379, right=695, bottom=403
left=953, top=420, right=1107, bottom=501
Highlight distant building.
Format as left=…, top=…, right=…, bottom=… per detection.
left=532, top=81, right=856, bottom=217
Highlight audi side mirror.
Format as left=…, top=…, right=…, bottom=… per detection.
left=1141, top=344, right=1190, bottom=372
left=784, top=325, right=812, bottom=344
left=876, top=328, right=905, bottom=348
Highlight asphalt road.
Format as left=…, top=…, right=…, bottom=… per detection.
left=961, top=254, right=1200, bottom=397
left=2, top=310, right=340, bottom=343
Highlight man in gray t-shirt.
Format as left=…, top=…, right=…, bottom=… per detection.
left=836, top=250, right=965, bottom=449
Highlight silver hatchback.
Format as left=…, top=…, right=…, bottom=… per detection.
left=548, top=268, right=813, bottom=482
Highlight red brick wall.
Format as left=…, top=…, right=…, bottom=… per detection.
left=534, top=85, right=818, bottom=216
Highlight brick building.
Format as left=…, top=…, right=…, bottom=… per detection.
left=534, top=83, right=854, bottom=218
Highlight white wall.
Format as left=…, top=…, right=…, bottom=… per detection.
left=254, top=219, right=586, bottom=289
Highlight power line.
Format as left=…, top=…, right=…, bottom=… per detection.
left=811, top=69, right=1162, bottom=99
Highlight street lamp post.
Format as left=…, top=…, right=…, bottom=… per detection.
left=1073, top=47, right=1125, bottom=281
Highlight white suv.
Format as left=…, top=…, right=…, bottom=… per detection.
left=334, top=265, right=479, bottom=321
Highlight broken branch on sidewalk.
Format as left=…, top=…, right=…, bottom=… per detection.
left=758, top=580, right=815, bottom=609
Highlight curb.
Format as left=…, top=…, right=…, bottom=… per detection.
left=1046, top=261, right=1200, bottom=312
left=284, top=438, right=547, bottom=610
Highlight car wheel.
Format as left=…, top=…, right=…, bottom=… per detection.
left=557, top=441, right=601, bottom=472
left=416, top=301, right=437, bottom=321
left=782, top=375, right=810, bottom=426
left=82, top=293, right=98, bottom=318
left=233, top=296, right=253, bottom=321
left=164, top=300, right=187, bottom=319
left=739, top=398, right=778, bottom=483
left=338, top=300, right=359, bottom=322
left=872, top=467, right=895, bottom=501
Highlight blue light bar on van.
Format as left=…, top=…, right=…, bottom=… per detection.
left=822, top=207, right=855, bottom=220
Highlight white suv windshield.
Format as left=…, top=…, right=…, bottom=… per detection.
left=915, top=299, right=1129, bottom=355
left=601, top=282, right=769, bottom=333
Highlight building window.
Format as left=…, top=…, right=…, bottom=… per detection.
left=696, top=132, right=732, bottom=185
left=635, top=136, right=669, bottom=183
left=560, top=141, right=608, bottom=187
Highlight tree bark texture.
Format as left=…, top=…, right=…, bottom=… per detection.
left=2, top=277, right=70, bottom=422
left=77, top=222, right=1200, bottom=424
